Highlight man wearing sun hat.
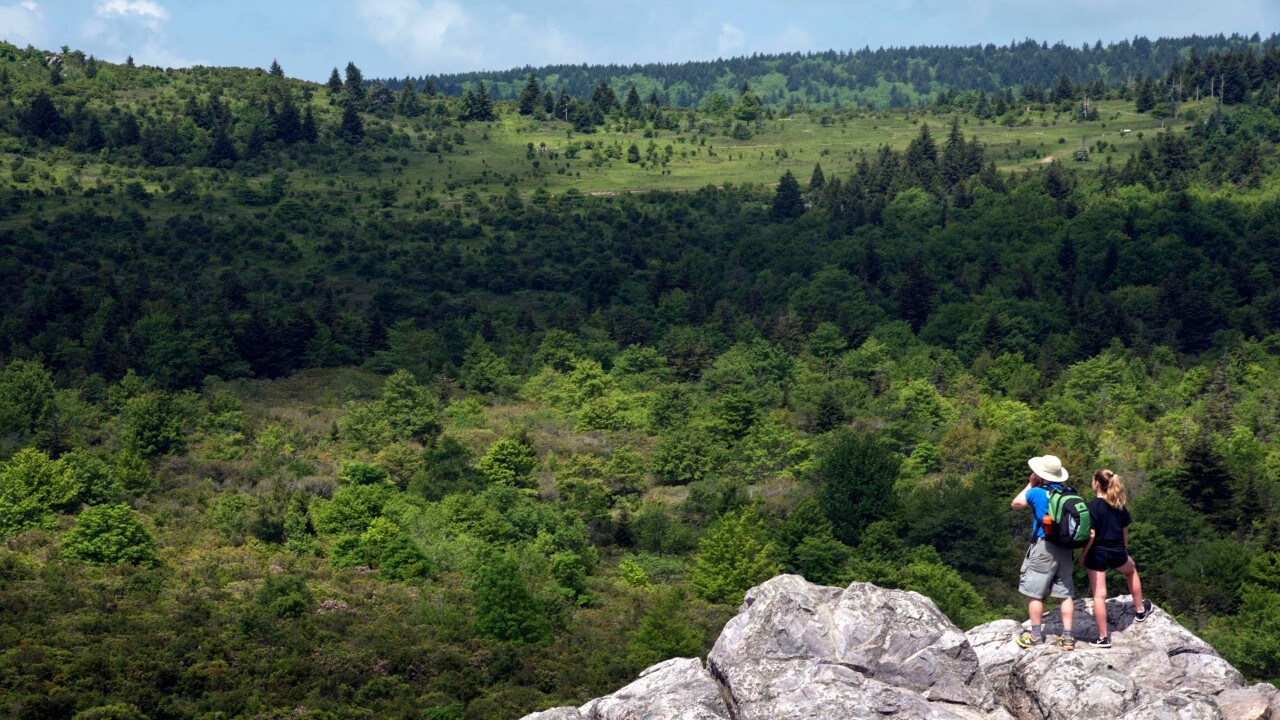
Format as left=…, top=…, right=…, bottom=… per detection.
left=1010, top=454, right=1077, bottom=650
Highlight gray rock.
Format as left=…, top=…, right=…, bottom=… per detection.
left=519, top=579, right=1264, bottom=720
left=579, top=657, right=731, bottom=720
left=706, top=575, right=1001, bottom=719
left=518, top=658, right=730, bottom=720
left=1216, top=687, right=1272, bottom=720
left=966, top=619, right=1026, bottom=702
left=520, top=708, right=583, bottom=720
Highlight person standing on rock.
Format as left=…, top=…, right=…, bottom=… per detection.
left=1077, top=469, right=1152, bottom=648
left=1010, top=454, right=1076, bottom=650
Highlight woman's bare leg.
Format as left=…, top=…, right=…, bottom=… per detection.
left=1089, top=569, right=1109, bottom=637
left=1116, top=557, right=1143, bottom=610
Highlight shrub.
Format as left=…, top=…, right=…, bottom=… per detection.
left=62, top=504, right=157, bottom=565
left=0, top=447, right=78, bottom=538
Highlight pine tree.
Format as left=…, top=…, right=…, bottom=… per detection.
left=300, top=106, right=317, bottom=143
left=275, top=94, right=301, bottom=143
left=770, top=170, right=804, bottom=220
left=461, top=81, right=496, bottom=121
left=343, top=61, right=365, bottom=104
left=1135, top=76, right=1157, bottom=112
left=23, top=91, right=62, bottom=139
left=590, top=82, right=618, bottom=114
left=689, top=507, right=781, bottom=605
left=517, top=74, right=542, bottom=116
left=817, top=430, right=901, bottom=545
left=207, top=125, right=238, bottom=165
left=940, top=117, right=967, bottom=186
left=542, top=88, right=555, bottom=114
left=340, top=101, right=363, bottom=142
left=473, top=551, right=550, bottom=643
left=326, top=67, right=342, bottom=94
left=397, top=76, right=419, bottom=116
left=623, top=85, right=642, bottom=118
left=268, top=59, right=284, bottom=78
left=809, top=162, right=825, bottom=191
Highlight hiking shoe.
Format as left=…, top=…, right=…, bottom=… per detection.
left=1089, top=636, right=1112, bottom=649
left=1058, top=635, right=1076, bottom=651
left=1135, top=599, right=1153, bottom=622
left=1015, top=630, right=1044, bottom=648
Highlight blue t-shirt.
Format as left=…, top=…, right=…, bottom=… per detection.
left=1025, top=484, right=1069, bottom=540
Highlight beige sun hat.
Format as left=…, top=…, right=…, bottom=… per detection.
left=1028, top=455, right=1069, bottom=483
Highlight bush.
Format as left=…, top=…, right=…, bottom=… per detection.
left=477, top=435, right=538, bottom=488
left=258, top=574, right=313, bottom=618
left=62, top=504, right=157, bottom=565
left=0, top=447, right=78, bottom=538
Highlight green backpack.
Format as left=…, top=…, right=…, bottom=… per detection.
left=1041, top=485, right=1092, bottom=549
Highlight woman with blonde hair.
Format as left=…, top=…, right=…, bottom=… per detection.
left=1078, top=469, right=1152, bottom=647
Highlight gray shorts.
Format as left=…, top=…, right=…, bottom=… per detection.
left=1018, top=539, right=1075, bottom=599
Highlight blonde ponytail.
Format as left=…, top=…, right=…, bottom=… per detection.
left=1093, top=469, right=1127, bottom=510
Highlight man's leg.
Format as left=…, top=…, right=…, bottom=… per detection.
left=1029, top=598, right=1043, bottom=626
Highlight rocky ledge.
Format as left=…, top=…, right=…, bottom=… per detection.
left=522, top=575, right=1280, bottom=720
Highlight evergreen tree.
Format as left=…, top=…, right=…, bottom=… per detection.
left=623, top=85, right=642, bottom=118
left=542, top=88, right=555, bottom=114
left=809, top=162, right=825, bottom=191
left=733, top=83, right=763, bottom=121
left=459, top=335, right=509, bottom=392
left=397, top=76, right=419, bottom=116
left=24, top=91, right=62, bottom=139
left=461, top=81, right=496, bottom=122
left=517, top=74, right=542, bottom=116
left=326, top=67, right=342, bottom=95
left=1170, top=434, right=1237, bottom=533
left=300, top=106, right=318, bottom=143
left=555, top=89, right=572, bottom=121
left=207, top=125, right=238, bottom=165
left=590, top=82, right=619, bottom=114
left=344, top=61, right=365, bottom=104
left=0, top=448, right=78, bottom=538
left=473, top=551, right=551, bottom=643
left=1136, top=76, right=1157, bottom=112
left=627, top=590, right=704, bottom=667
left=689, top=507, right=781, bottom=605
left=268, top=59, right=284, bottom=78
left=904, top=122, right=938, bottom=188
left=817, top=430, right=901, bottom=545
left=340, top=100, right=364, bottom=142
left=940, top=117, right=968, bottom=186
left=770, top=170, right=804, bottom=220
left=275, top=95, right=301, bottom=143
left=1051, top=73, right=1075, bottom=103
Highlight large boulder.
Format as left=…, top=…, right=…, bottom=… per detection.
left=521, top=579, right=1275, bottom=720
left=968, top=594, right=1259, bottom=720
left=520, top=657, right=731, bottom=720
left=706, top=575, right=1007, bottom=719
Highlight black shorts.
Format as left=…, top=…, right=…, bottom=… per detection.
left=1084, top=545, right=1130, bottom=572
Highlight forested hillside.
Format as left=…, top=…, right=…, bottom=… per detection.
left=1, top=37, right=1280, bottom=720
left=398, top=33, right=1278, bottom=109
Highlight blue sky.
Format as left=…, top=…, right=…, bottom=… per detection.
left=1, top=0, right=1276, bottom=83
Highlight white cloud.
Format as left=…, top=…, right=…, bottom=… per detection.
left=718, top=22, right=745, bottom=56
left=95, top=0, right=169, bottom=30
left=0, top=0, right=47, bottom=47
left=84, top=0, right=198, bottom=68
left=357, top=0, right=478, bottom=69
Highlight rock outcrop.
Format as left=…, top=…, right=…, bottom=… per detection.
left=521, top=576, right=1279, bottom=720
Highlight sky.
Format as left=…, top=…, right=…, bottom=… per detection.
left=1, top=0, right=1276, bottom=83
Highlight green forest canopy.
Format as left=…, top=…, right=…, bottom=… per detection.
left=1, top=35, right=1280, bottom=720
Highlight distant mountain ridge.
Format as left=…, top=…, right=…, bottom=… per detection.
left=378, top=32, right=1276, bottom=109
